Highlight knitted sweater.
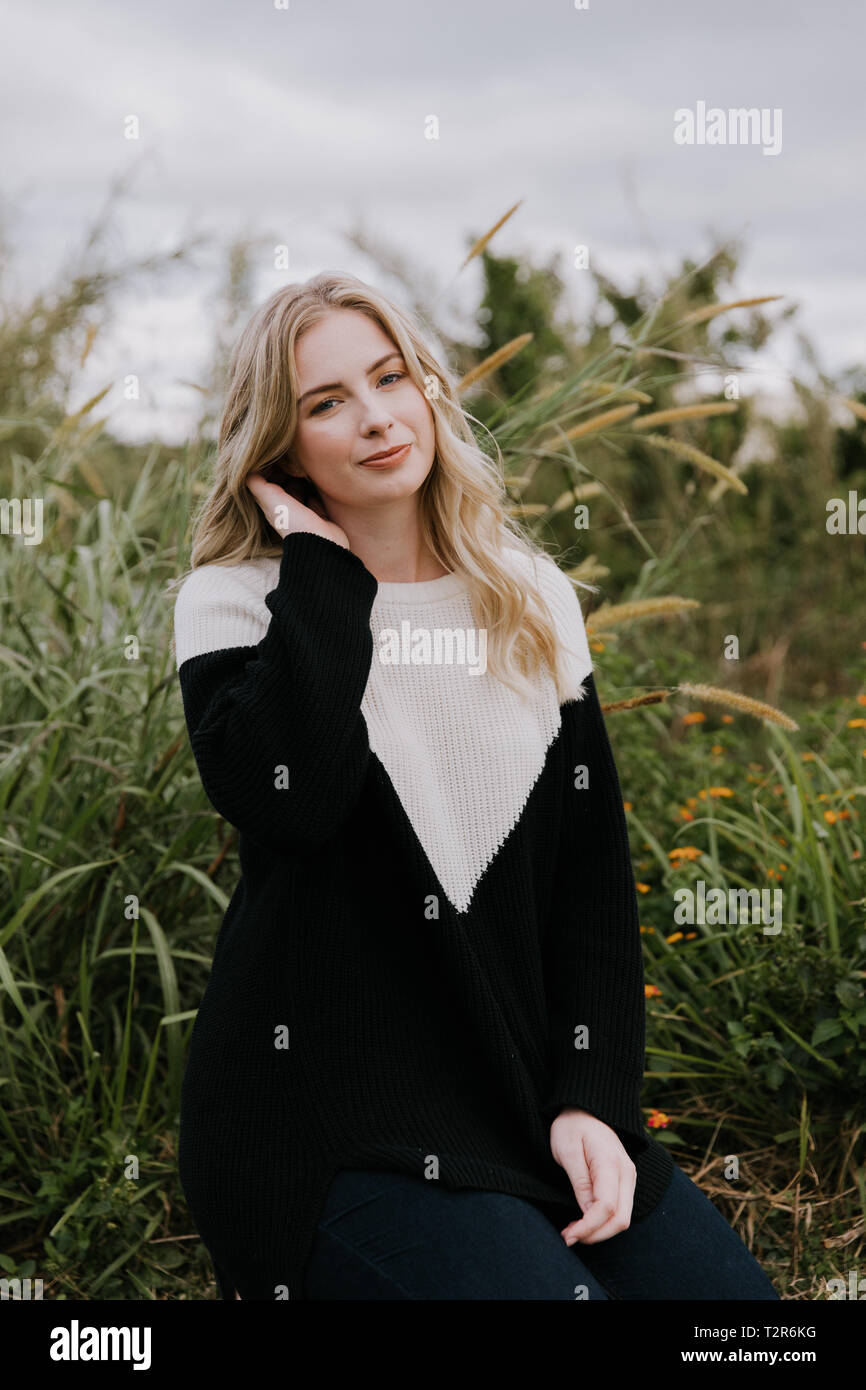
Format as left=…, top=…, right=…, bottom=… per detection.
left=172, top=530, right=675, bottom=1301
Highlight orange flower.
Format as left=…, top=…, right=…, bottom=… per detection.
left=857, top=694, right=866, bottom=706
left=666, top=931, right=684, bottom=943
left=711, top=744, right=724, bottom=754
left=721, top=714, right=734, bottom=723
left=645, top=984, right=662, bottom=998
left=623, top=800, right=633, bottom=812
left=824, top=810, right=837, bottom=825
left=669, top=846, right=703, bottom=862
left=647, top=1109, right=670, bottom=1129
left=639, top=925, right=656, bottom=934
left=685, top=931, right=698, bottom=939
left=848, top=718, right=866, bottom=728
left=802, top=751, right=816, bottom=761
left=697, top=786, right=734, bottom=800
left=636, top=882, right=651, bottom=893
left=683, top=712, right=706, bottom=726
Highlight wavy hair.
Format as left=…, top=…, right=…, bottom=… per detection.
left=178, top=271, right=591, bottom=705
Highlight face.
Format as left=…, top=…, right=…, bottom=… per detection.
left=286, top=308, right=437, bottom=512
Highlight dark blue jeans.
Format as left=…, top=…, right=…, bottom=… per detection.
left=303, top=1163, right=781, bottom=1300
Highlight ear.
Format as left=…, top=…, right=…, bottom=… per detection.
left=270, top=458, right=303, bottom=482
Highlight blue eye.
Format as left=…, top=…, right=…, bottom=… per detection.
left=310, top=370, right=405, bottom=415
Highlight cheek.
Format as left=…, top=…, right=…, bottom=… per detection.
left=296, top=420, right=345, bottom=467
left=406, top=390, right=435, bottom=440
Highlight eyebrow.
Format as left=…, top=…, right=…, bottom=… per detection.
left=298, top=352, right=405, bottom=405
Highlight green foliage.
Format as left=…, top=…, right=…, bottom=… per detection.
left=1, top=220, right=864, bottom=1301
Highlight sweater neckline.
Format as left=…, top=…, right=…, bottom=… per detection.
left=373, top=570, right=468, bottom=605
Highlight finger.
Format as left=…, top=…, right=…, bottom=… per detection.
left=574, top=1161, right=636, bottom=1244
left=582, top=1177, right=631, bottom=1244
left=584, top=1159, right=636, bottom=1243
left=564, top=1172, right=620, bottom=1244
left=563, top=1160, right=621, bottom=1244
left=557, top=1137, right=593, bottom=1237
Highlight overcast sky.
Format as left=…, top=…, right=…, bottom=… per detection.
left=3, top=0, right=864, bottom=441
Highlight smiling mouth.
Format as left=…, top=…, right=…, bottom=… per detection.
left=358, top=443, right=411, bottom=467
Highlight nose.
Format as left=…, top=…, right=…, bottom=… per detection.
left=356, top=385, right=395, bottom=435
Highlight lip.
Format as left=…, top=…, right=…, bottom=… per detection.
left=358, top=442, right=411, bottom=467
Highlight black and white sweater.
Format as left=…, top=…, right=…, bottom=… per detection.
left=173, top=530, right=675, bottom=1301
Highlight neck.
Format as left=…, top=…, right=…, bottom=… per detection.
left=322, top=498, right=449, bottom=583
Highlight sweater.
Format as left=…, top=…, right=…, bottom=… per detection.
left=172, top=530, right=675, bottom=1301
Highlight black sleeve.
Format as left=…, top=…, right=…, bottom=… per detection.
left=175, top=531, right=379, bottom=858
left=540, top=673, right=650, bottom=1160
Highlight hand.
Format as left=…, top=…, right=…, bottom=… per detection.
left=549, top=1107, right=637, bottom=1245
left=246, top=471, right=350, bottom=550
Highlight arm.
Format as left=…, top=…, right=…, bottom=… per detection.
left=174, top=530, right=378, bottom=858
left=540, top=610, right=650, bottom=1161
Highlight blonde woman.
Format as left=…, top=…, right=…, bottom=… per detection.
left=171, top=272, right=779, bottom=1302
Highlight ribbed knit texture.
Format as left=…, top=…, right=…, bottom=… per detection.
left=173, top=531, right=675, bottom=1300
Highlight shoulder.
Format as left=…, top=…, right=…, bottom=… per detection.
left=505, top=545, right=592, bottom=649
left=505, top=547, right=595, bottom=697
left=173, top=554, right=280, bottom=669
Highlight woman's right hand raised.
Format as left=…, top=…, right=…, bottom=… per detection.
left=246, top=471, right=351, bottom=550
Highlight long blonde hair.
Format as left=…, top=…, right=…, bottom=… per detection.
left=178, top=271, right=590, bottom=705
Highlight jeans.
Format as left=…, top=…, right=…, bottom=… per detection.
left=303, top=1163, right=781, bottom=1300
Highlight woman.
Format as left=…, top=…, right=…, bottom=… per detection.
left=171, top=271, right=780, bottom=1301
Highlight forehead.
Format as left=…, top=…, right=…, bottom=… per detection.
left=295, top=309, right=398, bottom=376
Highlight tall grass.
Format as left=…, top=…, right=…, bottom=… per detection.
left=1, top=217, right=864, bottom=1299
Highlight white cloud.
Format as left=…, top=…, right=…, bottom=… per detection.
left=2, top=0, right=862, bottom=441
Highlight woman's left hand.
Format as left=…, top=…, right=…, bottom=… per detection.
left=549, top=1107, right=637, bottom=1245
